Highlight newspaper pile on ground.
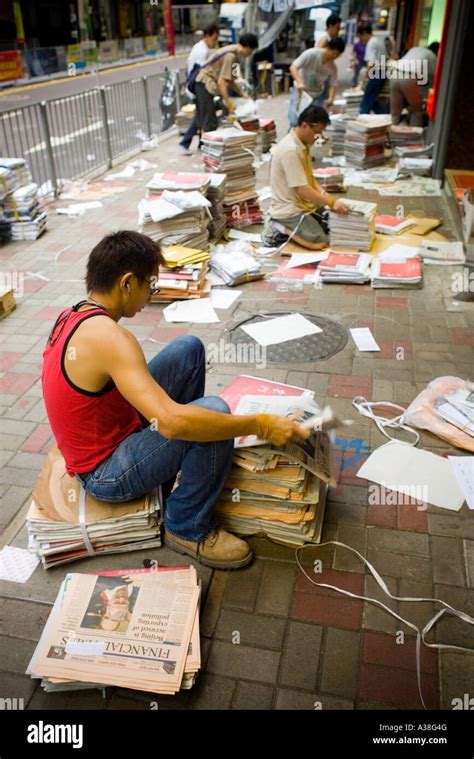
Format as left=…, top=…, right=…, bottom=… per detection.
left=27, top=566, right=201, bottom=694
left=375, top=215, right=417, bottom=235
left=344, top=119, right=387, bottom=169
left=175, top=103, right=196, bottom=135
left=378, top=176, right=442, bottom=197
left=207, top=173, right=227, bottom=242
left=389, top=124, right=424, bottom=148
left=146, top=172, right=210, bottom=195
left=398, top=156, right=433, bottom=176
left=341, top=89, right=363, bottom=117
left=27, top=447, right=162, bottom=568
left=0, top=157, right=32, bottom=192
left=317, top=250, right=372, bottom=284
left=201, top=128, right=263, bottom=228
left=314, top=167, right=345, bottom=192
left=138, top=190, right=210, bottom=251
left=4, top=182, right=47, bottom=240
left=215, top=376, right=340, bottom=545
left=150, top=244, right=210, bottom=302
left=210, top=241, right=264, bottom=286
left=258, top=118, right=277, bottom=153
left=326, top=114, right=347, bottom=156
left=329, top=198, right=377, bottom=251
left=371, top=255, right=423, bottom=288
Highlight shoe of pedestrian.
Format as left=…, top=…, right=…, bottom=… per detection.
left=164, top=526, right=253, bottom=569
left=179, top=145, right=192, bottom=156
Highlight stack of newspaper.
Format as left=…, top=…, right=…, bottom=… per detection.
left=371, top=256, right=422, bottom=288
left=317, top=251, right=372, bottom=283
left=207, top=173, right=227, bottom=242
left=0, top=157, right=32, bottom=191
left=329, top=199, right=377, bottom=251
left=175, top=104, right=196, bottom=135
left=314, top=167, right=345, bottom=192
left=146, top=172, right=210, bottom=196
left=342, top=89, right=364, bottom=117
left=375, top=215, right=417, bottom=235
left=0, top=166, right=15, bottom=197
left=210, top=243, right=264, bottom=286
left=258, top=118, right=277, bottom=152
left=216, top=376, right=334, bottom=546
left=201, top=128, right=263, bottom=228
left=398, top=157, right=433, bottom=176
left=138, top=191, right=210, bottom=251
left=27, top=565, right=201, bottom=695
left=389, top=125, right=424, bottom=148
left=344, top=120, right=387, bottom=168
left=326, top=114, right=348, bottom=156
left=27, top=447, right=162, bottom=568
left=4, top=183, right=47, bottom=240
left=150, top=244, right=210, bottom=302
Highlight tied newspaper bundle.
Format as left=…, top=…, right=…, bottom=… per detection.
left=258, top=118, right=277, bottom=153
left=210, top=241, right=263, bottom=286
left=375, top=215, right=417, bottom=235
left=151, top=244, right=210, bottom=302
left=344, top=119, right=388, bottom=169
left=27, top=566, right=201, bottom=695
left=313, top=167, right=345, bottom=193
left=389, top=124, right=424, bottom=149
left=206, top=173, right=227, bottom=242
left=0, top=158, right=47, bottom=241
left=27, top=446, right=162, bottom=568
left=215, top=376, right=340, bottom=546
left=138, top=190, right=210, bottom=251
left=398, top=156, right=433, bottom=176
left=317, top=251, right=372, bottom=283
left=326, top=113, right=347, bottom=157
left=201, top=128, right=263, bottom=228
left=370, top=244, right=423, bottom=289
left=329, top=198, right=377, bottom=251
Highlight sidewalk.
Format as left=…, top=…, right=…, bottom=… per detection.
left=0, top=94, right=473, bottom=711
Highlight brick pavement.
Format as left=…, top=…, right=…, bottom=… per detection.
left=1, top=93, right=473, bottom=712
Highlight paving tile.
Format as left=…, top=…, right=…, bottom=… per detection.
left=0, top=599, right=51, bottom=640
left=465, top=540, right=474, bottom=589
left=275, top=689, right=353, bottom=710
left=215, top=609, right=286, bottom=650
left=367, top=527, right=430, bottom=556
left=398, top=579, right=436, bottom=634
left=431, top=536, right=466, bottom=586
left=231, top=681, right=274, bottom=710
left=200, top=570, right=228, bottom=638
left=320, top=628, right=360, bottom=699
left=0, top=635, right=37, bottom=675
left=433, top=585, right=474, bottom=649
left=362, top=631, right=438, bottom=675
left=428, top=513, right=474, bottom=541
left=279, top=621, right=322, bottom=690
left=188, top=673, right=237, bottom=710
left=363, top=575, right=399, bottom=635
left=255, top=561, right=296, bottom=616
left=334, top=524, right=367, bottom=572
left=367, top=549, right=433, bottom=583
left=20, top=423, right=53, bottom=453
left=358, top=662, right=438, bottom=710
left=206, top=640, right=280, bottom=684
left=439, top=653, right=474, bottom=709
left=222, top=559, right=264, bottom=611
left=292, top=569, right=364, bottom=631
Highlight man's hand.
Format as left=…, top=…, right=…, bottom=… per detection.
left=296, top=81, right=306, bottom=91
left=324, top=98, right=334, bottom=109
left=333, top=198, right=351, bottom=214
left=256, top=414, right=310, bottom=447
left=226, top=100, right=236, bottom=113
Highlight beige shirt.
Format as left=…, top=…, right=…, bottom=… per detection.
left=269, top=130, right=317, bottom=219
left=196, top=44, right=239, bottom=96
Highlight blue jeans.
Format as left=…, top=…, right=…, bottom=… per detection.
left=75, top=336, right=234, bottom=542
left=360, top=76, right=386, bottom=114
left=179, top=117, right=199, bottom=150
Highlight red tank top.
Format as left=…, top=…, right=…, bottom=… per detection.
left=42, top=303, right=142, bottom=476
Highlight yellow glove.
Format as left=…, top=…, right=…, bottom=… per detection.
left=256, top=414, right=309, bottom=447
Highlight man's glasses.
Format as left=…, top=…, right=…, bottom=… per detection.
left=144, top=277, right=160, bottom=295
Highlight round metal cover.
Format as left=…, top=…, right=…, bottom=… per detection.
left=228, top=312, right=349, bottom=364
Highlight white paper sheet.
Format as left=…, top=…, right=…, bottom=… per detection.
left=228, top=229, right=263, bottom=244
left=255, top=246, right=277, bottom=256
left=241, top=313, right=322, bottom=347
left=56, top=201, right=103, bottom=216
left=104, top=164, right=135, bottom=180
left=357, top=441, right=465, bottom=511
left=350, top=327, right=381, bottom=352
left=210, top=289, right=242, bottom=309
left=378, top=243, right=420, bottom=262
left=0, top=546, right=39, bottom=583
left=163, top=299, right=220, bottom=323
left=287, top=251, right=329, bottom=269
left=448, top=456, right=474, bottom=510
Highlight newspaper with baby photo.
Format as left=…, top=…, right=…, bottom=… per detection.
left=27, top=566, right=200, bottom=695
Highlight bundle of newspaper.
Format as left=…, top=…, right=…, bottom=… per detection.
left=0, top=157, right=32, bottom=192
left=175, top=103, right=196, bottom=134
left=210, top=242, right=264, bottom=286
left=398, top=156, right=433, bottom=176
left=317, top=251, right=372, bottom=283
left=146, top=171, right=210, bottom=195
left=375, top=215, right=417, bottom=235
left=341, top=89, right=364, bottom=117
left=329, top=198, right=377, bottom=251
left=394, top=142, right=433, bottom=158
left=202, top=128, right=263, bottom=227
left=150, top=244, right=210, bottom=302
left=27, top=565, right=201, bottom=695
left=0, top=219, right=11, bottom=243
left=371, top=256, right=422, bottom=288
left=314, top=167, right=345, bottom=192
left=138, top=190, right=210, bottom=251
left=4, top=183, right=47, bottom=240
left=0, top=166, right=14, bottom=199
left=389, top=124, right=424, bottom=147
left=27, top=446, right=162, bottom=568
left=206, top=173, right=227, bottom=242
left=344, top=120, right=387, bottom=169
left=258, top=118, right=277, bottom=153
left=215, top=376, right=338, bottom=546
left=326, top=114, right=348, bottom=156
left=418, top=239, right=465, bottom=265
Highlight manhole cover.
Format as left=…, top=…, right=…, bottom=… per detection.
left=229, top=312, right=349, bottom=364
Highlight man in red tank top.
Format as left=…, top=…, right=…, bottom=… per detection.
left=42, top=231, right=309, bottom=570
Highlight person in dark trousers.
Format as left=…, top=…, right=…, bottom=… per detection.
left=179, top=23, right=219, bottom=155
left=194, top=33, right=258, bottom=134
left=358, top=22, right=388, bottom=114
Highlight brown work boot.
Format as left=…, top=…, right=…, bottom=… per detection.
left=164, top=527, right=253, bottom=570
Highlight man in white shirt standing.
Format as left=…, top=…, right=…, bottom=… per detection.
left=358, top=22, right=388, bottom=114
left=317, top=14, right=342, bottom=48
left=288, top=37, right=345, bottom=127
left=179, top=23, right=219, bottom=156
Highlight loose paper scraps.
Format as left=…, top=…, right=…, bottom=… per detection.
left=163, top=299, right=219, bottom=323
left=241, top=313, right=322, bottom=347
left=0, top=546, right=39, bottom=583
left=350, top=327, right=380, bottom=352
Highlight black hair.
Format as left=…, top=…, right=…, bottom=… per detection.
left=304, top=36, right=314, bottom=49
left=203, top=23, right=219, bottom=37
left=86, top=231, right=164, bottom=293
left=427, top=41, right=439, bottom=55
left=326, top=14, right=341, bottom=28
left=298, top=104, right=330, bottom=127
left=359, top=22, right=373, bottom=36
left=328, top=37, right=345, bottom=54
left=239, top=33, right=259, bottom=50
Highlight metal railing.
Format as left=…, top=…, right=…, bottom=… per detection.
left=0, top=65, right=186, bottom=194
